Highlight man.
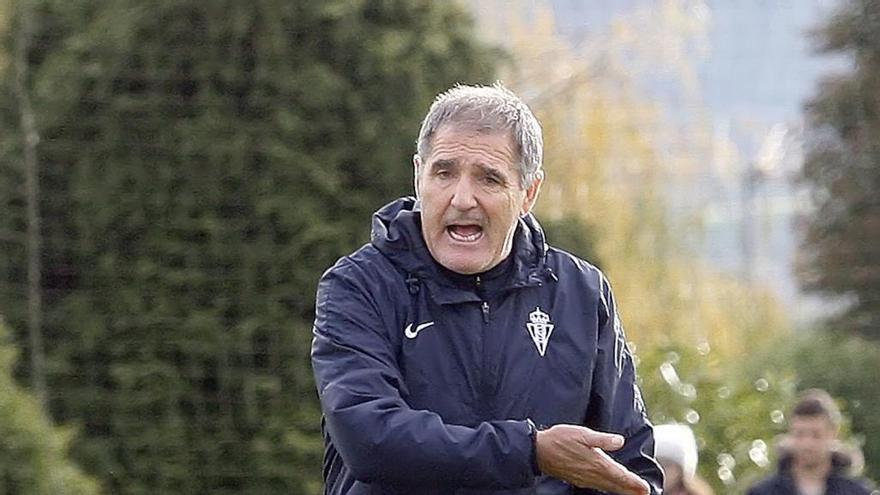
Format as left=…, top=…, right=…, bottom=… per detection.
left=747, top=389, right=875, bottom=495
left=311, top=83, right=662, bottom=494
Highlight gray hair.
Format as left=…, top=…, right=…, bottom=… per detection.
left=415, top=82, right=543, bottom=189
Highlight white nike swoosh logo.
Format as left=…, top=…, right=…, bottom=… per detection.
left=404, top=321, right=435, bottom=339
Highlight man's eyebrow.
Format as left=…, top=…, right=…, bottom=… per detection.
left=429, top=158, right=457, bottom=170
left=475, top=163, right=509, bottom=182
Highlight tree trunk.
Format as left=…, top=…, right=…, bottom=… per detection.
left=13, top=0, right=46, bottom=407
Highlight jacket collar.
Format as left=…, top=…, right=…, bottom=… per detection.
left=370, top=197, right=553, bottom=303
left=776, top=449, right=858, bottom=479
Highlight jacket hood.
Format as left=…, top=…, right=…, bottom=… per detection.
left=369, top=197, right=551, bottom=292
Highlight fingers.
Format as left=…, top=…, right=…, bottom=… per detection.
left=609, top=457, right=650, bottom=495
left=589, top=447, right=650, bottom=495
left=535, top=424, right=651, bottom=495
left=630, top=476, right=651, bottom=495
left=614, top=474, right=650, bottom=495
left=579, top=428, right=625, bottom=451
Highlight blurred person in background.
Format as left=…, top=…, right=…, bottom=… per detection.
left=310, top=83, right=663, bottom=494
left=654, top=424, right=714, bottom=495
left=747, top=389, right=876, bottom=495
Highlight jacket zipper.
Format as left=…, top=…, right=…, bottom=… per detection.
left=475, top=275, right=489, bottom=323
left=475, top=275, right=492, bottom=420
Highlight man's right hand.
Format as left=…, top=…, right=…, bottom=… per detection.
left=535, top=424, right=650, bottom=495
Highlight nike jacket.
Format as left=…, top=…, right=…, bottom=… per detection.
left=311, top=197, right=663, bottom=494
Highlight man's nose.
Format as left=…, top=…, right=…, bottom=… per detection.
left=450, top=177, right=478, bottom=211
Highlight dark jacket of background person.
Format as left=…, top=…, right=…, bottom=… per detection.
left=311, top=197, right=662, bottom=494
left=747, top=450, right=876, bottom=495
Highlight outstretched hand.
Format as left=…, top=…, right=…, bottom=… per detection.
left=535, top=424, right=650, bottom=495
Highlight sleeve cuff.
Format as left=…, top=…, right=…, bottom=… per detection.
left=526, top=419, right=541, bottom=476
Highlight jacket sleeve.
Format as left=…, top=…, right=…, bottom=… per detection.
left=582, top=274, right=664, bottom=495
left=310, top=265, right=538, bottom=488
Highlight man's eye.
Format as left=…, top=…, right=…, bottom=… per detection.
left=436, top=170, right=452, bottom=179
left=483, top=175, right=502, bottom=186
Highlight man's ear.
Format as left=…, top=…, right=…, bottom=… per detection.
left=520, top=169, right=544, bottom=215
left=413, top=154, right=422, bottom=198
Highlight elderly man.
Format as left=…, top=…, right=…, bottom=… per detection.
left=311, top=83, right=662, bottom=494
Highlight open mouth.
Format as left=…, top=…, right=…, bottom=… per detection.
left=446, top=224, right=483, bottom=243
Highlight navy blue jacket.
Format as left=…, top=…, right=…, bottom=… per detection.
left=311, top=197, right=663, bottom=494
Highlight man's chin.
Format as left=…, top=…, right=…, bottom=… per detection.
left=797, top=455, right=826, bottom=470
left=440, top=261, right=483, bottom=275
left=435, top=254, right=489, bottom=275
left=431, top=245, right=493, bottom=275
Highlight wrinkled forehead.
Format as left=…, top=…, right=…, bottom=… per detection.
left=423, top=124, right=519, bottom=171
left=424, top=124, right=518, bottom=167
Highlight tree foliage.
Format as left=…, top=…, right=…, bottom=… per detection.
left=0, top=1, right=495, bottom=493
left=798, top=0, right=880, bottom=339
left=0, top=320, right=100, bottom=495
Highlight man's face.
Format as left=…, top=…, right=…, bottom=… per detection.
left=789, top=415, right=837, bottom=469
left=415, top=125, right=542, bottom=275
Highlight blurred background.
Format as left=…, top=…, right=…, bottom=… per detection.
left=0, top=0, right=877, bottom=493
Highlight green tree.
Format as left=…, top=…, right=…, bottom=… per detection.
left=640, top=337, right=798, bottom=493
left=798, top=0, right=880, bottom=339
left=0, top=1, right=495, bottom=493
left=540, top=215, right=600, bottom=265
left=0, top=319, right=101, bottom=495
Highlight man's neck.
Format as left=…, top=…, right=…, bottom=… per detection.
left=792, top=458, right=832, bottom=493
